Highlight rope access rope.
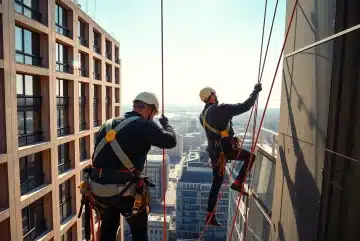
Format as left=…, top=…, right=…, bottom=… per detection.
left=160, top=0, right=167, bottom=240
left=228, top=1, right=299, bottom=240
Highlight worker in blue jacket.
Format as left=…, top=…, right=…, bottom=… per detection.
left=89, top=92, right=176, bottom=241
left=199, top=84, right=262, bottom=226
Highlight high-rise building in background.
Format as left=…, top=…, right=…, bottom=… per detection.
left=144, top=154, right=170, bottom=204
left=148, top=214, right=170, bottom=241
left=168, top=133, right=184, bottom=161
left=183, top=133, right=202, bottom=152
left=176, top=151, right=229, bottom=240
left=0, top=0, right=122, bottom=240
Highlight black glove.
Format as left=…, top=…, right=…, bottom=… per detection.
left=254, top=83, right=262, bottom=93
left=159, top=114, right=169, bottom=127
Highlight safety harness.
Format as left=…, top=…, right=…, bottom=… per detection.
left=78, top=116, right=154, bottom=241
left=201, top=105, right=233, bottom=176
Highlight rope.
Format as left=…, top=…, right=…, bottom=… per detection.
left=160, top=0, right=167, bottom=240
left=227, top=1, right=299, bottom=240
left=197, top=107, right=254, bottom=240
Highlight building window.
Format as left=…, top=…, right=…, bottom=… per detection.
left=115, top=46, right=120, bottom=64
left=93, top=31, right=101, bottom=54
left=105, top=64, right=111, bottom=82
left=20, top=152, right=43, bottom=195
left=22, top=199, right=45, bottom=241
left=79, top=137, right=87, bottom=161
left=58, top=143, right=70, bottom=174
left=57, top=79, right=70, bottom=137
left=93, top=59, right=101, bottom=80
left=56, top=43, right=70, bottom=73
left=17, top=74, right=42, bottom=147
left=105, top=39, right=112, bottom=60
left=105, top=87, right=111, bottom=119
left=15, top=26, right=41, bottom=66
left=79, top=83, right=87, bottom=130
left=61, top=229, right=72, bottom=241
left=59, top=180, right=72, bottom=222
left=93, top=85, right=100, bottom=127
left=94, top=132, right=98, bottom=148
left=78, top=52, right=86, bottom=77
left=15, top=0, right=41, bottom=22
left=78, top=20, right=87, bottom=47
left=55, top=3, right=70, bottom=37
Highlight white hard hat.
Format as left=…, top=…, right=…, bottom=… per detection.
left=134, top=92, right=160, bottom=114
left=199, top=87, right=216, bottom=102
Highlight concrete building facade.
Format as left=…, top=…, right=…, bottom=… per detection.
left=0, top=0, right=122, bottom=240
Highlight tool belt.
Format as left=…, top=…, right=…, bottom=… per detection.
left=214, top=137, right=243, bottom=176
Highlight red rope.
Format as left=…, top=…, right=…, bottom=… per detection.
left=227, top=1, right=298, bottom=240
left=197, top=107, right=254, bottom=241
left=160, top=0, right=167, bottom=240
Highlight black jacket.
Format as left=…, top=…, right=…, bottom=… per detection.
left=199, top=89, right=259, bottom=153
left=93, top=111, right=176, bottom=173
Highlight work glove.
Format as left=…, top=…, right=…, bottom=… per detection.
left=159, top=114, right=169, bottom=127
left=254, top=83, right=262, bottom=93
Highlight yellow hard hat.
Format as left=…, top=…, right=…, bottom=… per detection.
left=199, top=87, right=215, bottom=102
left=134, top=92, right=160, bottom=114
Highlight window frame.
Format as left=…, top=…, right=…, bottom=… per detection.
left=56, top=79, right=70, bottom=136
left=59, top=180, right=72, bottom=222
left=56, top=43, right=70, bottom=73
left=22, top=199, right=45, bottom=241
left=55, top=3, right=70, bottom=37
left=15, top=26, right=41, bottom=66
left=58, top=143, right=70, bottom=174
left=17, top=74, right=43, bottom=146
left=15, top=0, right=42, bottom=22
left=20, top=153, right=44, bottom=195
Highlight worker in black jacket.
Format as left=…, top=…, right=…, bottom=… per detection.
left=199, top=84, right=262, bottom=226
left=90, top=92, right=176, bottom=241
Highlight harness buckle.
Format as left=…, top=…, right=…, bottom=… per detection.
left=105, top=129, right=117, bottom=142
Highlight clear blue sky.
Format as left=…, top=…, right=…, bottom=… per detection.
left=78, top=0, right=286, bottom=108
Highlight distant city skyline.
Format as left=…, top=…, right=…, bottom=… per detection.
left=76, top=0, right=286, bottom=108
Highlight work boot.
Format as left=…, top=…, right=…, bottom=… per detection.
left=230, top=180, right=249, bottom=196
left=205, top=213, right=222, bottom=227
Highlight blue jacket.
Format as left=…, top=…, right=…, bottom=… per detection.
left=199, top=89, right=259, bottom=153
left=93, top=111, right=176, bottom=172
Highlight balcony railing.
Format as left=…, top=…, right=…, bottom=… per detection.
left=93, top=120, right=100, bottom=127
left=79, top=97, right=86, bottom=106
left=228, top=127, right=278, bottom=241
left=79, top=68, right=86, bottom=77
left=20, top=173, right=44, bottom=195
left=56, top=96, right=69, bottom=106
left=22, top=220, right=46, bottom=241
left=16, top=51, right=41, bottom=67
left=115, top=97, right=119, bottom=103
left=78, top=36, right=87, bottom=47
left=93, top=45, right=100, bottom=54
left=18, top=131, right=43, bottom=147
left=105, top=52, right=112, bottom=60
left=56, top=23, right=70, bottom=37
left=57, top=126, right=70, bottom=137
left=115, top=58, right=120, bottom=64
left=105, top=75, right=111, bottom=82
left=79, top=121, right=87, bottom=131
left=93, top=72, right=100, bottom=80
left=105, top=97, right=110, bottom=104
left=235, top=127, right=278, bottom=156
left=80, top=151, right=88, bottom=161
left=15, top=0, right=42, bottom=22
left=56, top=62, right=70, bottom=73
left=58, top=160, right=71, bottom=174
left=17, top=95, right=42, bottom=111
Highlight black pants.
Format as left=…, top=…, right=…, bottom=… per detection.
left=207, top=148, right=255, bottom=212
left=94, top=195, right=148, bottom=241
